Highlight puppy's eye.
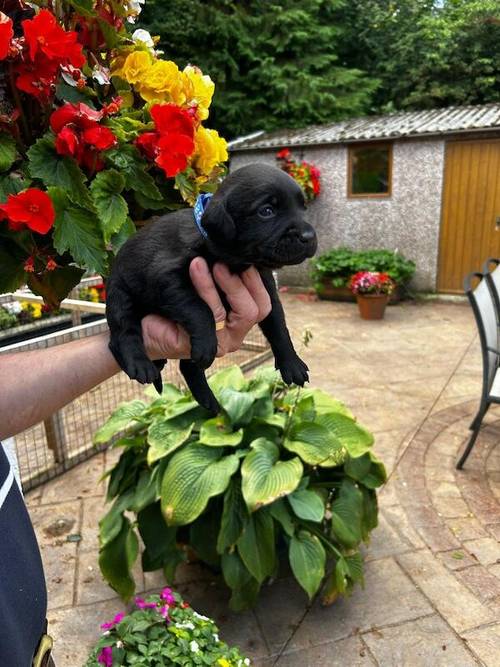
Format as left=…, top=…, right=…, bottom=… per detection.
left=258, top=204, right=276, bottom=218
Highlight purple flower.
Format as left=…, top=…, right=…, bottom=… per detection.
left=97, top=646, right=113, bottom=667
left=160, top=587, right=175, bottom=605
left=100, top=612, right=125, bottom=631
left=135, top=597, right=157, bottom=609
left=158, top=604, right=170, bottom=622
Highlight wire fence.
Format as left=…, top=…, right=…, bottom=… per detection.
left=1, top=316, right=271, bottom=492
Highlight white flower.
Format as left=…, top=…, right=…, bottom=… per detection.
left=244, top=660, right=250, bottom=666
left=116, top=640, right=124, bottom=649
left=193, top=611, right=209, bottom=621
left=132, top=29, right=154, bottom=51
left=176, top=621, right=195, bottom=630
left=92, top=65, right=111, bottom=86
left=189, top=640, right=200, bottom=653
left=3, top=301, right=21, bottom=314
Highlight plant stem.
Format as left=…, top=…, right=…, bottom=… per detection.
left=8, top=66, right=30, bottom=144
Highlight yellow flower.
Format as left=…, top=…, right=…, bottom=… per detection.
left=89, top=288, right=100, bottom=303
left=31, top=303, right=42, bottom=319
left=217, top=660, right=231, bottom=667
left=113, top=50, right=152, bottom=85
left=192, top=126, right=228, bottom=176
left=137, top=60, right=187, bottom=105
left=183, top=65, right=215, bottom=120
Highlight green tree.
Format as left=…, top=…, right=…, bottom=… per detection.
left=336, top=0, right=500, bottom=112
left=140, top=0, right=378, bottom=138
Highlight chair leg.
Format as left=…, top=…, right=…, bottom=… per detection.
left=457, top=405, right=488, bottom=469
left=470, top=402, right=490, bottom=430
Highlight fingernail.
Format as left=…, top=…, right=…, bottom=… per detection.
left=192, top=258, right=208, bottom=276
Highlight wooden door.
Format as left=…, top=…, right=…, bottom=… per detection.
left=438, top=138, right=500, bottom=293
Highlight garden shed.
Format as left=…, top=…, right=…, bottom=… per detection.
left=229, top=103, right=500, bottom=293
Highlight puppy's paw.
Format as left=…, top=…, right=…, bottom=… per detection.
left=121, top=349, right=160, bottom=385
left=277, top=354, right=309, bottom=386
left=196, top=388, right=220, bottom=416
left=191, top=334, right=218, bottom=370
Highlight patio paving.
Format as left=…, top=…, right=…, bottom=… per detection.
left=24, top=293, right=500, bottom=666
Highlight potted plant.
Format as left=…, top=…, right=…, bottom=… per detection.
left=94, top=365, right=386, bottom=611
left=349, top=271, right=395, bottom=320
left=85, top=587, right=251, bottom=666
left=310, top=247, right=415, bottom=302
left=0, top=1, right=227, bottom=308
left=275, top=148, right=321, bottom=202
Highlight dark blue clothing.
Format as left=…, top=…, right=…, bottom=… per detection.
left=0, top=445, right=47, bottom=667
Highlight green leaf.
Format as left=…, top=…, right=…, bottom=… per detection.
left=67, top=0, right=94, bottom=16
left=284, top=421, right=348, bottom=467
left=190, top=511, right=220, bottom=568
left=147, top=420, right=194, bottom=464
left=303, top=388, right=353, bottom=418
left=345, top=452, right=387, bottom=488
left=208, top=365, right=247, bottom=395
left=163, top=397, right=199, bottom=420
left=130, top=469, right=159, bottom=513
left=0, top=173, right=27, bottom=200
left=0, top=134, right=17, bottom=172
left=289, top=530, right=326, bottom=599
left=28, top=265, right=84, bottom=308
left=317, top=412, right=374, bottom=457
left=90, top=169, right=128, bottom=243
left=241, top=438, right=303, bottom=512
left=28, top=137, right=93, bottom=208
left=99, top=516, right=139, bottom=601
left=217, top=477, right=249, bottom=553
left=219, top=388, right=255, bottom=424
left=94, top=400, right=147, bottom=444
left=199, top=414, right=243, bottom=447
left=49, top=187, right=107, bottom=275
left=221, top=551, right=261, bottom=611
left=331, top=479, right=364, bottom=548
left=106, top=145, right=162, bottom=200
left=161, top=444, right=239, bottom=526
left=110, top=216, right=136, bottom=252
left=237, top=508, right=276, bottom=584
left=0, top=236, right=28, bottom=293
left=99, top=488, right=135, bottom=548
left=269, top=498, right=295, bottom=537
left=137, top=502, right=179, bottom=572
left=288, top=488, right=325, bottom=522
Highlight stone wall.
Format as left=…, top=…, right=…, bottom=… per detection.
left=230, top=138, right=445, bottom=291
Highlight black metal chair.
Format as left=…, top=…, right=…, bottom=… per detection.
left=457, top=270, right=500, bottom=469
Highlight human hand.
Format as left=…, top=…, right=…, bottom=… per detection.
left=141, top=258, right=271, bottom=361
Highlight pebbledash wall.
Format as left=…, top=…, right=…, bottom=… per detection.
left=229, top=139, right=445, bottom=291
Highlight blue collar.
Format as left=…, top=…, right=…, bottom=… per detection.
left=193, top=192, right=213, bottom=239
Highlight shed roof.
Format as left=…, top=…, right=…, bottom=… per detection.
left=229, top=103, right=500, bottom=151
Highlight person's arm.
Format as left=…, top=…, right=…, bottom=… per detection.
left=0, top=259, right=271, bottom=440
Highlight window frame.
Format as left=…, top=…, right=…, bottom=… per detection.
left=347, top=142, right=393, bottom=199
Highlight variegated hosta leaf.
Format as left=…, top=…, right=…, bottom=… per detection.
left=288, top=488, right=325, bottom=522
left=146, top=420, right=194, bottom=464
left=289, top=530, right=326, bottom=599
left=94, top=400, right=146, bottom=444
left=316, top=412, right=374, bottom=457
left=208, top=365, right=247, bottom=395
left=199, top=414, right=244, bottom=447
left=161, top=444, right=239, bottom=526
left=241, top=438, right=303, bottom=512
left=304, top=388, right=353, bottom=418
left=163, top=397, right=199, bottom=420
left=219, top=388, right=255, bottom=424
left=284, top=422, right=348, bottom=467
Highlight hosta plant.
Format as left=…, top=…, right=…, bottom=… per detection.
left=85, top=587, right=250, bottom=666
left=95, top=365, right=386, bottom=610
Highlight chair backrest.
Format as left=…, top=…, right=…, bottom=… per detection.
left=483, top=258, right=500, bottom=316
left=464, top=271, right=499, bottom=395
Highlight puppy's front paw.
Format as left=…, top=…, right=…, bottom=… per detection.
left=112, top=342, right=160, bottom=385
left=191, top=334, right=218, bottom=370
left=277, top=354, right=309, bottom=386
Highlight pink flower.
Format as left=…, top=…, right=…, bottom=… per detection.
left=160, top=587, right=175, bottom=605
left=159, top=604, right=170, bottom=621
left=100, top=612, right=125, bottom=631
left=135, top=597, right=157, bottom=609
left=97, top=646, right=113, bottom=667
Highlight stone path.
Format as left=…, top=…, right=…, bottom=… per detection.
left=25, top=294, right=500, bottom=666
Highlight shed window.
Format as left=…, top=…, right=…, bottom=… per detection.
left=348, top=144, right=392, bottom=197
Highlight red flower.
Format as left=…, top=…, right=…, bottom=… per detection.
left=50, top=102, right=103, bottom=133
left=46, top=257, right=57, bottom=271
left=22, top=9, right=85, bottom=68
left=155, top=132, right=195, bottom=177
left=0, top=12, right=13, bottom=61
left=136, top=132, right=159, bottom=161
left=0, top=189, right=55, bottom=235
left=101, top=96, right=123, bottom=117
left=276, top=148, right=291, bottom=160
left=15, top=57, right=58, bottom=99
left=55, top=126, right=80, bottom=157
left=82, top=125, right=117, bottom=151
left=24, top=257, right=35, bottom=273
left=150, top=104, right=194, bottom=139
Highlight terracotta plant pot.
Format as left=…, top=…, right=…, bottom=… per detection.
left=317, top=277, right=402, bottom=303
left=356, top=294, right=389, bottom=320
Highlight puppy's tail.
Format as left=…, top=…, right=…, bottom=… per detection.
left=153, top=359, right=166, bottom=394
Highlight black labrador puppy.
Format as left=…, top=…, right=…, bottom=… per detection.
left=106, top=163, right=317, bottom=414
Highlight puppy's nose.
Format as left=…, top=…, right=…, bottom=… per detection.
left=300, top=228, right=316, bottom=243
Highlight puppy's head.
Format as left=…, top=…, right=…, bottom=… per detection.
left=201, top=163, right=317, bottom=267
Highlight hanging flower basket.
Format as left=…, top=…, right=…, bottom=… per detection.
left=275, top=148, right=320, bottom=201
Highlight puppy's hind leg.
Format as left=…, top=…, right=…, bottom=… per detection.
left=106, top=284, right=160, bottom=385
left=180, top=360, right=220, bottom=415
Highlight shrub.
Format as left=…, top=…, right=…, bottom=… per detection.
left=95, top=365, right=385, bottom=611
left=85, top=587, right=250, bottom=667
left=311, top=247, right=416, bottom=290
left=0, top=306, right=17, bottom=330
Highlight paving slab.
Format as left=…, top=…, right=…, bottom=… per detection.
left=275, top=635, right=375, bottom=666
left=462, top=623, right=500, bottom=667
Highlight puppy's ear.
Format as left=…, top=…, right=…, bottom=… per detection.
left=201, top=197, right=236, bottom=243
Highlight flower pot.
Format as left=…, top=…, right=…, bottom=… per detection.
left=356, top=294, right=389, bottom=320
left=317, top=277, right=402, bottom=303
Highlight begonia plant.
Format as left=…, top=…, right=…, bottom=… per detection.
left=0, top=0, right=228, bottom=307
left=276, top=148, right=320, bottom=202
